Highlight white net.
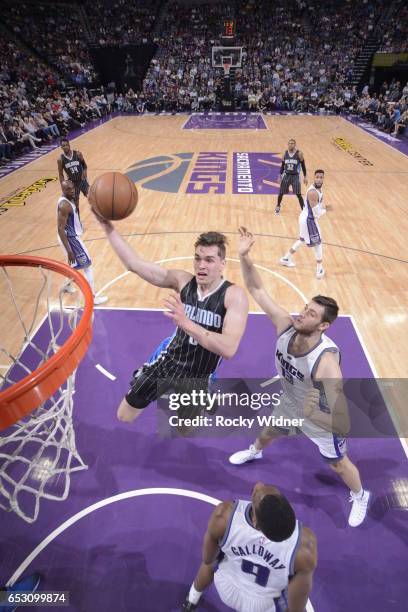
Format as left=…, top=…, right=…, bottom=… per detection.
left=0, top=262, right=90, bottom=523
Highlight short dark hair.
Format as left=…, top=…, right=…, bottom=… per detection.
left=60, top=138, right=69, bottom=145
left=255, top=494, right=296, bottom=542
left=288, top=138, right=296, bottom=143
left=312, top=295, right=339, bottom=323
left=315, top=169, right=324, bottom=175
left=194, top=232, right=228, bottom=259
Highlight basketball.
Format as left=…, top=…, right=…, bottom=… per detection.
left=89, top=172, right=138, bottom=220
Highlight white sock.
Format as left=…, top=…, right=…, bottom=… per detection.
left=291, top=239, right=303, bottom=252
left=83, top=266, right=95, bottom=294
left=188, top=584, right=202, bottom=605
left=351, top=488, right=364, bottom=499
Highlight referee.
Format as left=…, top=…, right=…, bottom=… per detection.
left=57, top=138, right=89, bottom=212
left=275, top=138, right=307, bottom=214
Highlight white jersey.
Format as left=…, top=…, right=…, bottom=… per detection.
left=298, top=184, right=325, bottom=246
left=57, top=196, right=82, bottom=237
left=301, top=184, right=324, bottom=221
left=276, top=325, right=340, bottom=411
left=217, top=500, right=301, bottom=604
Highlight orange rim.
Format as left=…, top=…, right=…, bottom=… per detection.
left=0, top=255, right=93, bottom=430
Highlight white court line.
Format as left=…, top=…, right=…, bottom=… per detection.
left=95, top=256, right=308, bottom=304
left=5, top=486, right=315, bottom=612
left=95, top=363, right=116, bottom=380
left=260, top=375, right=281, bottom=388
left=180, top=115, right=192, bottom=130
left=349, top=315, right=408, bottom=460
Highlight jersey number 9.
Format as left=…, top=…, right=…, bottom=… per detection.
left=241, top=559, right=270, bottom=587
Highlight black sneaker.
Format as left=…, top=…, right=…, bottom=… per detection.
left=181, top=598, right=198, bottom=610
left=275, top=205, right=281, bottom=214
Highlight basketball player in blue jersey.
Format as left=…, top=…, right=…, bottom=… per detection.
left=57, top=180, right=107, bottom=304
left=228, top=227, right=370, bottom=527
left=275, top=138, right=307, bottom=214
left=93, top=216, right=249, bottom=424
left=280, top=169, right=329, bottom=278
left=57, top=138, right=89, bottom=211
left=182, top=481, right=317, bottom=611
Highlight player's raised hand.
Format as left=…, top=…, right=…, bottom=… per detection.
left=90, top=206, right=114, bottom=231
left=163, top=292, right=187, bottom=327
left=238, top=226, right=255, bottom=257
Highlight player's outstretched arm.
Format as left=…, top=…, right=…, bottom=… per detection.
left=287, top=527, right=317, bottom=612
left=92, top=212, right=192, bottom=290
left=164, top=285, right=248, bottom=359
left=238, top=227, right=292, bottom=333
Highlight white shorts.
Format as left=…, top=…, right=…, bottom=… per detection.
left=272, top=395, right=347, bottom=462
left=214, top=569, right=286, bottom=612
left=299, top=215, right=321, bottom=246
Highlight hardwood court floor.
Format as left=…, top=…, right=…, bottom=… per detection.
left=1, top=114, right=407, bottom=434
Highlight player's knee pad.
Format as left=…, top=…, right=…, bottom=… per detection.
left=313, top=243, right=323, bottom=260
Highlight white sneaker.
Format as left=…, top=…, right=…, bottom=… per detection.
left=279, top=257, right=295, bottom=268
left=229, top=444, right=263, bottom=465
left=348, top=490, right=370, bottom=527
left=94, top=295, right=108, bottom=305
left=316, top=267, right=325, bottom=279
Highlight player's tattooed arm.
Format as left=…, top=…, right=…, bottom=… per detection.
left=288, top=527, right=317, bottom=612
left=202, top=501, right=233, bottom=565
left=238, top=227, right=292, bottom=334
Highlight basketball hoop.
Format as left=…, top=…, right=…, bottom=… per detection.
left=0, top=255, right=93, bottom=522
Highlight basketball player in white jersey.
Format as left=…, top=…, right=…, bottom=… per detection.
left=57, top=180, right=107, bottom=304
left=280, top=169, right=328, bottom=278
left=228, top=228, right=370, bottom=528
left=182, top=481, right=317, bottom=611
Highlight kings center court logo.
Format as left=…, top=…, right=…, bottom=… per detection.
left=125, top=152, right=282, bottom=195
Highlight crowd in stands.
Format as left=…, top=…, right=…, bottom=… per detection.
left=1, top=0, right=408, bottom=164
left=378, top=0, right=408, bottom=53
left=86, top=0, right=159, bottom=46
left=141, top=0, right=386, bottom=113
left=0, top=38, right=112, bottom=164
left=2, top=1, right=96, bottom=85
left=356, top=80, right=408, bottom=135
left=142, top=2, right=231, bottom=111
